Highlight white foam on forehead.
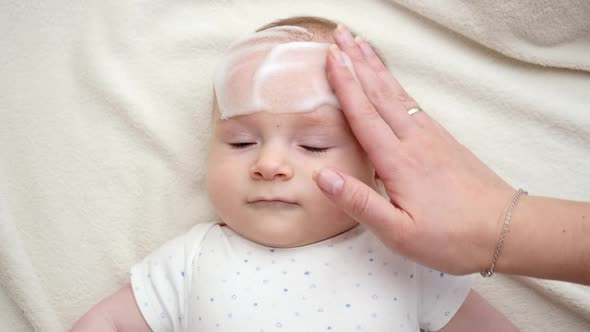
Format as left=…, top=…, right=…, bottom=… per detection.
left=214, top=26, right=356, bottom=119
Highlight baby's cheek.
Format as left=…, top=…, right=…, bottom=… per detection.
left=206, top=163, right=234, bottom=211
left=332, top=150, right=375, bottom=185
left=207, top=177, right=234, bottom=222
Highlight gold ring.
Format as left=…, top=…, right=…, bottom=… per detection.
left=407, top=107, right=422, bottom=115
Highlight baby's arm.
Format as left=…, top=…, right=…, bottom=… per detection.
left=71, top=284, right=151, bottom=332
left=436, top=290, right=517, bottom=332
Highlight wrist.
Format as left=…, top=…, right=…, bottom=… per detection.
left=470, top=185, right=514, bottom=273
left=489, top=195, right=590, bottom=283
left=475, top=187, right=590, bottom=284
left=480, top=188, right=527, bottom=277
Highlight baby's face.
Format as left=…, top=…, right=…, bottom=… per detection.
left=207, top=104, right=378, bottom=248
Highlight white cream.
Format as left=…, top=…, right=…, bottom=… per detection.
left=214, top=26, right=356, bottom=119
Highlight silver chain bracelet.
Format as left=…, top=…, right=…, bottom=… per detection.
left=481, top=188, right=528, bottom=278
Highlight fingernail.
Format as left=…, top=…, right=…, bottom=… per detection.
left=355, top=36, right=374, bottom=58
left=329, top=44, right=346, bottom=66
left=336, top=24, right=355, bottom=47
left=315, top=168, right=344, bottom=195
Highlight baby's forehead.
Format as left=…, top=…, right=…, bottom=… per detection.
left=280, top=107, right=348, bottom=128
left=214, top=26, right=354, bottom=120
left=216, top=105, right=349, bottom=130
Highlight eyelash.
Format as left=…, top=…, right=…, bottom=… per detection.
left=228, top=142, right=255, bottom=149
left=228, top=143, right=328, bottom=153
left=301, top=145, right=329, bottom=153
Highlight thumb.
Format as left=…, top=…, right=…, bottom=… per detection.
left=313, top=168, right=410, bottom=238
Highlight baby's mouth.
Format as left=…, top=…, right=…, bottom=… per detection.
left=248, top=198, right=299, bottom=206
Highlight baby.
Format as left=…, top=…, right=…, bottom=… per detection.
left=73, top=16, right=516, bottom=332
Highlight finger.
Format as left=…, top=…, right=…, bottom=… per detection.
left=326, top=44, right=402, bottom=174
left=354, top=37, right=420, bottom=112
left=353, top=37, right=439, bottom=132
left=410, top=110, right=438, bottom=131
left=333, top=25, right=417, bottom=139
left=314, top=167, right=414, bottom=252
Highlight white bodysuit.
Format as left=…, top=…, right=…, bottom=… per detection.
left=131, top=222, right=472, bottom=332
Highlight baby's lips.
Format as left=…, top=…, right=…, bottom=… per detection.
left=248, top=197, right=298, bottom=204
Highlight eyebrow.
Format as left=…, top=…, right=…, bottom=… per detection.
left=214, top=106, right=350, bottom=135
left=293, top=109, right=347, bottom=128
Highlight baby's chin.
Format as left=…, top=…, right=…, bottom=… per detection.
left=221, top=215, right=357, bottom=248
left=240, top=222, right=319, bottom=248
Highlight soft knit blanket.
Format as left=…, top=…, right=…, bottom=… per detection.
left=1, top=1, right=589, bottom=331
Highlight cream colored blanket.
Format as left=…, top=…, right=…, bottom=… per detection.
left=1, top=1, right=589, bottom=331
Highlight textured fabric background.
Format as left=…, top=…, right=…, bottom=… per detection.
left=1, top=1, right=589, bottom=331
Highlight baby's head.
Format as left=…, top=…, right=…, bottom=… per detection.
left=207, top=17, right=380, bottom=248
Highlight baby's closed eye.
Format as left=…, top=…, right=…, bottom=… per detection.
left=228, top=142, right=256, bottom=149
left=299, top=145, right=329, bottom=153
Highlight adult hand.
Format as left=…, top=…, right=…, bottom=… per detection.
left=315, top=25, right=516, bottom=275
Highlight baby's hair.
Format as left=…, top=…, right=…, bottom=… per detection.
left=255, top=16, right=388, bottom=66
left=256, top=16, right=338, bottom=39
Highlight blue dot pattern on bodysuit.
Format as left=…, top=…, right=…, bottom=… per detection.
left=130, top=222, right=472, bottom=331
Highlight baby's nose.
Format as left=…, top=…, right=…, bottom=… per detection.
left=249, top=147, right=293, bottom=181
